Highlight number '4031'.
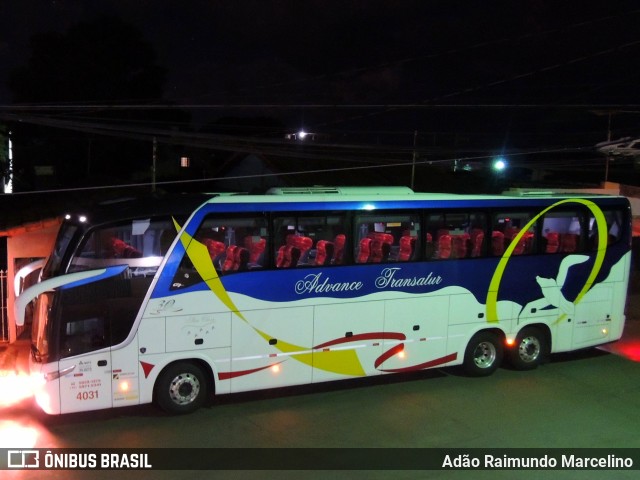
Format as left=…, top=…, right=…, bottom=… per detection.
left=77, top=390, right=98, bottom=400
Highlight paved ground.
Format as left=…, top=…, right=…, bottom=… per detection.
left=1, top=287, right=639, bottom=480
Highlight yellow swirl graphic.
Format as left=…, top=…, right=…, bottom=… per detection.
left=173, top=219, right=366, bottom=376
left=486, top=199, right=608, bottom=324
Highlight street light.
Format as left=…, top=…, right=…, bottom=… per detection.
left=493, top=157, right=507, bottom=172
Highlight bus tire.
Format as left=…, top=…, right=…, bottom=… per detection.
left=155, top=362, right=208, bottom=414
left=463, top=331, right=503, bottom=377
left=509, top=327, right=545, bottom=370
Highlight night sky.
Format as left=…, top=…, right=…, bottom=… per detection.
left=2, top=0, right=640, bottom=192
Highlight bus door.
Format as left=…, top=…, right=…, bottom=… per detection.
left=53, top=267, right=147, bottom=413
left=58, top=346, right=113, bottom=414
left=55, top=299, right=115, bottom=413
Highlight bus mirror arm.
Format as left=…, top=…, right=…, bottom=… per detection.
left=14, top=258, right=46, bottom=297
left=14, top=268, right=109, bottom=326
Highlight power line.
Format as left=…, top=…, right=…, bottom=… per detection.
left=4, top=144, right=615, bottom=196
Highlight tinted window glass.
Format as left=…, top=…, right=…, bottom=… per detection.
left=69, top=218, right=176, bottom=277
left=541, top=210, right=582, bottom=254
left=354, top=213, right=420, bottom=263
left=55, top=272, right=148, bottom=359
left=274, top=214, right=347, bottom=267
left=492, top=212, right=536, bottom=256
left=425, top=212, right=486, bottom=259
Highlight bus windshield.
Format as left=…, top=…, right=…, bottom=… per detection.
left=68, top=217, right=177, bottom=277
left=41, top=222, right=81, bottom=280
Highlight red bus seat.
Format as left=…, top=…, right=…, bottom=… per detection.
left=545, top=232, right=559, bottom=253
left=560, top=233, right=578, bottom=253
left=491, top=231, right=504, bottom=256
left=222, top=245, right=238, bottom=271
left=244, top=236, right=266, bottom=264
left=425, top=233, right=435, bottom=259
left=315, top=240, right=334, bottom=266
left=438, top=234, right=452, bottom=259
left=368, top=233, right=393, bottom=262
left=451, top=233, right=470, bottom=258
left=398, top=235, right=416, bottom=261
left=234, top=247, right=250, bottom=271
left=470, top=230, right=484, bottom=257
left=203, top=239, right=226, bottom=262
left=333, top=234, right=346, bottom=264
left=357, top=238, right=372, bottom=263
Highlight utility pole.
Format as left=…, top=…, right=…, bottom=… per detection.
left=410, top=130, right=417, bottom=190
left=605, top=112, right=612, bottom=184
left=152, top=136, right=157, bottom=192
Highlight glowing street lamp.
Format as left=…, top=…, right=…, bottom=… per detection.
left=493, top=157, right=507, bottom=172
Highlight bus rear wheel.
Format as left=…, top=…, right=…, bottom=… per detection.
left=509, top=327, right=545, bottom=370
left=155, top=362, right=208, bottom=414
left=463, top=331, right=503, bottom=377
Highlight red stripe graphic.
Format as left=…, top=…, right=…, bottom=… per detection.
left=314, top=332, right=406, bottom=349
left=374, top=343, right=405, bottom=368
left=377, top=352, right=458, bottom=373
left=218, top=362, right=284, bottom=381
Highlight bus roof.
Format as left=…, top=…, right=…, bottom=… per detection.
left=199, top=186, right=628, bottom=206
left=62, top=193, right=212, bottom=227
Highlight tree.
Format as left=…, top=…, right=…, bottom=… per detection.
left=10, top=15, right=165, bottom=103
left=0, top=126, right=9, bottom=190
left=8, top=15, right=177, bottom=189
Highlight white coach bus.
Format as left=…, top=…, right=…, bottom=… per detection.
left=16, top=187, right=631, bottom=414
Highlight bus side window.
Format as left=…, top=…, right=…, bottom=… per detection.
left=170, top=215, right=268, bottom=288
left=426, top=211, right=486, bottom=259
left=274, top=214, right=347, bottom=268
left=354, top=213, right=420, bottom=263
left=492, top=212, right=536, bottom=256
left=589, top=209, right=623, bottom=250
left=541, top=210, right=582, bottom=254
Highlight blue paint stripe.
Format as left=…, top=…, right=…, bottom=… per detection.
left=59, top=265, right=129, bottom=290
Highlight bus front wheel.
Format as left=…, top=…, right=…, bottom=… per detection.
left=509, top=327, right=545, bottom=370
left=155, top=362, right=208, bottom=414
left=463, top=331, right=503, bottom=377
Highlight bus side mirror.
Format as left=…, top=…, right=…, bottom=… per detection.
left=14, top=268, right=112, bottom=326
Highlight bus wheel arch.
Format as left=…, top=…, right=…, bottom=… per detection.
left=508, top=325, right=550, bottom=370
left=154, top=360, right=213, bottom=414
left=463, top=329, right=504, bottom=377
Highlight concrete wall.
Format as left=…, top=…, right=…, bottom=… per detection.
left=4, top=219, right=59, bottom=342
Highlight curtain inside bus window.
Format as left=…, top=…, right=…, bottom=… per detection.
left=588, top=209, right=623, bottom=250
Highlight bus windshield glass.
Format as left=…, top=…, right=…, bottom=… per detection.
left=41, top=222, right=80, bottom=280
left=68, top=218, right=177, bottom=276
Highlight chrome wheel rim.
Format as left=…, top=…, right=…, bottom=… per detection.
left=169, top=373, right=201, bottom=405
left=518, top=336, right=541, bottom=363
left=473, top=341, right=497, bottom=369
